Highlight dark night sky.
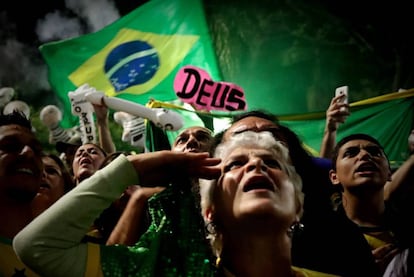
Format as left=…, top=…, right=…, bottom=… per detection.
left=0, top=0, right=148, bottom=106
left=1, top=0, right=148, bottom=45
left=2, top=0, right=412, bottom=46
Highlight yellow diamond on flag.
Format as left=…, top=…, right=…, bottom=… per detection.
left=69, top=28, right=198, bottom=97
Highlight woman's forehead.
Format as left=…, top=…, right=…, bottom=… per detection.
left=42, top=156, right=57, bottom=165
left=222, top=145, right=275, bottom=160
left=76, top=144, right=102, bottom=153
left=225, top=117, right=277, bottom=138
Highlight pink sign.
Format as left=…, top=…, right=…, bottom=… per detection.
left=174, top=66, right=247, bottom=112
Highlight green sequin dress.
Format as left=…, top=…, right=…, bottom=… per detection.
left=101, top=181, right=217, bottom=277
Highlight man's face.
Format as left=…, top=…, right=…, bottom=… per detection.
left=172, top=126, right=213, bottom=153
left=223, top=116, right=285, bottom=144
left=0, top=124, right=43, bottom=201
left=330, top=139, right=391, bottom=192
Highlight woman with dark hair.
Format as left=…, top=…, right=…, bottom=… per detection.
left=200, top=130, right=337, bottom=276
left=218, top=110, right=379, bottom=277
left=13, top=149, right=220, bottom=277
left=31, top=153, right=75, bottom=217
left=72, top=143, right=107, bottom=185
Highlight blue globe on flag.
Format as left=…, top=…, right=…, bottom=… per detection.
left=105, top=41, right=160, bottom=93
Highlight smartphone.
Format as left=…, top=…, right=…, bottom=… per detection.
left=335, top=86, right=348, bottom=111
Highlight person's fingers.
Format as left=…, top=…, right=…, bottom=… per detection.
left=328, top=106, right=350, bottom=120
left=100, top=97, right=107, bottom=107
left=333, top=93, right=347, bottom=103
left=372, top=245, right=400, bottom=273
left=372, top=243, right=397, bottom=259
left=382, top=247, right=400, bottom=261
left=127, top=151, right=221, bottom=186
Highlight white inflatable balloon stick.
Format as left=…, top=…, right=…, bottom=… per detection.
left=3, top=100, right=31, bottom=118
left=113, top=111, right=146, bottom=149
left=39, top=105, right=74, bottom=144
left=85, top=91, right=183, bottom=131
left=39, top=105, right=62, bottom=129
left=0, top=87, right=15, bottom=110
left=151, top=107, right=183, bottom=131
left=68, top=84, right=97, bottom=144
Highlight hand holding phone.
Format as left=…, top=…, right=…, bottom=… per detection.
left=335, top=86, right=348, bottom=111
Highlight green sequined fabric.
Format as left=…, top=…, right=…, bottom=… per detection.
left=101, top=181, right=217, bottom=277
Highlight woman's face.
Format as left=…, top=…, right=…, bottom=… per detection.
left=212, top=145, right=297, bottom=231
left=31, top=156, right=66, bottom=214
left=72, top=144, right=106, bottom=184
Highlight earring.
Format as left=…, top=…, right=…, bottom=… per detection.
left=205, top=221, right=217, bottom=235
left=287, top=221, right=304, bottom=237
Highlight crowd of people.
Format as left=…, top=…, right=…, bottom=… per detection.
left=1, top=92, right=413, bottom=277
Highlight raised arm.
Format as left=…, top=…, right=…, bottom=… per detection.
left=106, top=186, right=165, bottom=246
left=93, top=102, right=116, bottom=154
left=320, top=94, right=350, bottom=158
left=13, top=151, right=220, bottom=277
left=13, top=155, right=137, bottom=277
left=384, top=130, right=414, bottom=200
left=384, top=153, right=414, bottom=201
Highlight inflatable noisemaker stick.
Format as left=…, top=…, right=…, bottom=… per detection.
left=3, top=100, right=31, bottom=118
left=39, top=105, right=74, bottom=144
left=85, top=91, right=184, bottom=131
left=113, top=111, right=146, bottom=150
left=0, top=87, right=15, bottom=111
left=4, top=100, right=35, bottom=132
left=68, top=84, right=97, bottom=144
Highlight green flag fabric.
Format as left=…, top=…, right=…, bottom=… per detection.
left=40, top=0, right=221, bottom=128
left=280, top=90, right=414, bottom=166
left=145, top=89, right=413, bottom=164
left=39, top=0, right=414, bottom=166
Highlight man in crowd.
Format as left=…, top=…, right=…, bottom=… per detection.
left=0, top=111, right=43, bottom=276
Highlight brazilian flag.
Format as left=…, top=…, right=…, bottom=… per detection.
left=40, top=0, right=221, bottom=128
